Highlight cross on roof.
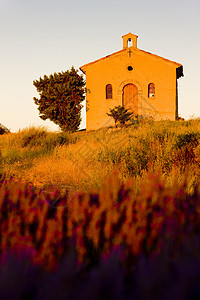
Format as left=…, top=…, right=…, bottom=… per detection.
left=127, top=48, right=132, bottom=57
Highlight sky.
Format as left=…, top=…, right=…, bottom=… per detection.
left=0, top=0, right=200, bottom=132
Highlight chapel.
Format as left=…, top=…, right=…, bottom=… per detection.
left=80, top=33, right=183, bottom=130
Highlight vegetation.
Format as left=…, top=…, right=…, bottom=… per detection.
left=1, top=174, right=200, bottom=298
left=0, top=123, right=10, bottom=135
left=107, top=105, right=134, bottom=127
left=33, top=67, right=85, bottom=132
left=0, top=119, right=200, bottom=298
left=0, top=119, right=199, bottom=192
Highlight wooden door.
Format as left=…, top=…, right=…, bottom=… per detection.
left=122, top=84, right=138, bottom=115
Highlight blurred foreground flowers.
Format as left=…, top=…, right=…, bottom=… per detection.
left=0, top=174, right=200, bottom=299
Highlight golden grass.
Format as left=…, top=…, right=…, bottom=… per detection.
left=19, top=144, right=110, bottom=191
left=0, top=119, right=200, bottom=192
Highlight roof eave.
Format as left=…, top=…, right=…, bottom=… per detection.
left=176, top=65, right=184, bottom=79
left=140, top=49, right=182, bottom=67
left=79, top=48, right=126, bottom=70
left=79, top=48, right=183, bottom=71
left=79, top=67, right=86, bottom=74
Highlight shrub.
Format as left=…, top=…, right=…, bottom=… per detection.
left=56, top=132, right=79, bottom=146
left=174, top=132, right=200, bottom=149
left=107, top=105, right=134, bottom=127
left=0, top=123, right=9, bottom=135
left=172, top=132, right=200, bottom=167
left=21, top=127, right=47, bottom=147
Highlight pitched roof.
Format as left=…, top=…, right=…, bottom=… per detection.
left=80, top=47, right=183, bottom=74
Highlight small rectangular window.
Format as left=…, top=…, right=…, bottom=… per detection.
left=106, top=84, right=112, bottom=99
left=148, top=83, right=155, bottom=98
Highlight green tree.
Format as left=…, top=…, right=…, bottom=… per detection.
left=107, top=105, right=134, bottom=127
left=33, top=67, right=85, bottom=132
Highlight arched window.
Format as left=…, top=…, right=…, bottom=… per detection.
left=127, top=38, right=133, bottom=48
left=106, top=84, right=112, bottom=99
left=148, top=83, right=155, bottom=98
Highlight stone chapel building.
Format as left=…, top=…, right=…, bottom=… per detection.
left=80, top=33, right=183, bottom=130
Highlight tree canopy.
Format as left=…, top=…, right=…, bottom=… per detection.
left=33, top=67, right=85, bottom=132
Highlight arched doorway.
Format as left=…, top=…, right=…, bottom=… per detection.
left=122, top=83, right=138, bottom=115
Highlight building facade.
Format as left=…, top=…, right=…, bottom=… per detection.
left=80, top=33, right=183, bottom=130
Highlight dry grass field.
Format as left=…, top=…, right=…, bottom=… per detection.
left=0, top=118, right=200, bottom=192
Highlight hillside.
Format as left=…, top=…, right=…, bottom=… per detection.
left=1, top=119, right=200, bottom=299
left=0, top=118, right=200, bottom=192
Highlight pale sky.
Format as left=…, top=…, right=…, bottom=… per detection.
left=0, top=0, right=200, bottom=132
